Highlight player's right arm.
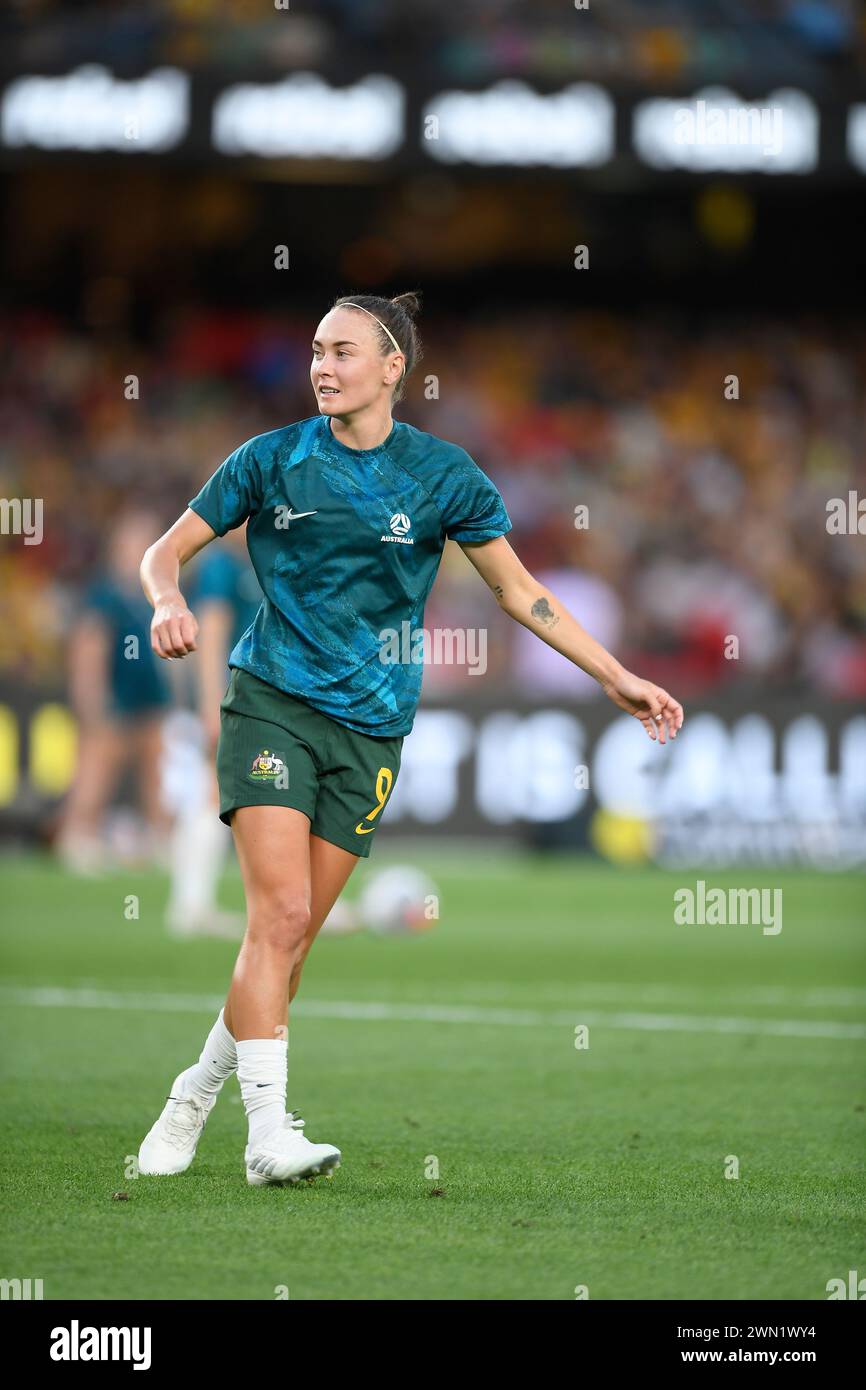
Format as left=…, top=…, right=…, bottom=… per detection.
left=140, top=508, right=217, bottom=660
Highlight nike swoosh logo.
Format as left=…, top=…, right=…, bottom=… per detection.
left=285, top=509, right=317, bottom=520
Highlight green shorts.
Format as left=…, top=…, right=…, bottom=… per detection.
left=215, top=667, right=403, bottom=858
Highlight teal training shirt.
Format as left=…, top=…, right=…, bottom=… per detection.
left=188, top=414, right=512, bottom=736
left=83, top=577, right=171, bottom=715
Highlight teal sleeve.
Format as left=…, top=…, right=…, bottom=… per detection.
left=188, top=437, right=262, bottom=537
left=441, top=448, right=512, bottom=543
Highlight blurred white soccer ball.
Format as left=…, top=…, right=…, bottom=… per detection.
left=359, top=865, right=438, bottom=935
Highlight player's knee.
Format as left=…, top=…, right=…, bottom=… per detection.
left=250, top=893, right=311, bottom=953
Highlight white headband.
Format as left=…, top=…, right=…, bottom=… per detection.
left=341, top=302, right=405, bottom=380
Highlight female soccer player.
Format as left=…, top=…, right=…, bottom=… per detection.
left=137, top=291, right=683, bottom=1187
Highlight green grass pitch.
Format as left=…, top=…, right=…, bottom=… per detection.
left=1, top=850, right=864, bottom=1301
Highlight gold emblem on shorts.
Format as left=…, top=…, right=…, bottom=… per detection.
left=249, top=749, right=286, bottom=782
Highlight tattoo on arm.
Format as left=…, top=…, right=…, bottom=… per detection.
left=531, top=596, right=560, bottom=629
left=493, top=584, right=504, bottom=600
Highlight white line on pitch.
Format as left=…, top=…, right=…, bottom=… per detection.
left=0, top=984, right=863, bottom=1040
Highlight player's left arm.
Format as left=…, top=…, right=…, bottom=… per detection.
left=458, top=535, right=684, bottom=744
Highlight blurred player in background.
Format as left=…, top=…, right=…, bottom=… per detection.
left=56, top=508, right=172, bottom=873
left=164, top=523, right=260, bottom=937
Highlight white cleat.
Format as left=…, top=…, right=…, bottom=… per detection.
left=138, top=1074, right=216, bottom=1175
left=245, top=1111, right=341, bottom=1187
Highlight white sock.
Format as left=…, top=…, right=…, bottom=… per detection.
left=176, top=1008, right=237, bottom=1103
left=237, top=1038, right=288, bottom=1144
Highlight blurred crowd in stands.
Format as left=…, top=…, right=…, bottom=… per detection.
left=2, top=304, right=864, bottom=702
left=4, top=0, right=863, bottom=84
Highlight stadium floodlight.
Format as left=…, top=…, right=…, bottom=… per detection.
left=421, top=80, right=614, bottom=167
left=633, top=86, right=819, bottom=173
left=0, top=65, right=190, bottom=153
left=212, top=73, right=405, bottom=159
